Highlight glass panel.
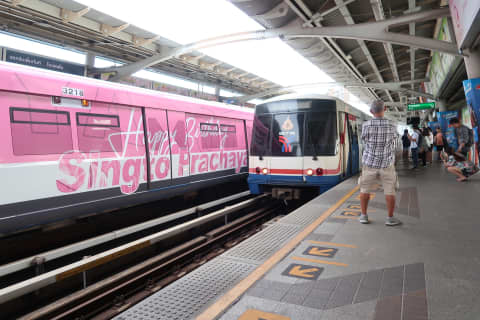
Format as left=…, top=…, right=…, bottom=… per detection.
left=305, top=112, right=337, bottom=156
left=251, top=114, right=272, bottom=156
left=77, top=113, right=122, bottom=153
left=271, top=113, right=304, bottom=157
left=10, top=107, right=73, bottom=155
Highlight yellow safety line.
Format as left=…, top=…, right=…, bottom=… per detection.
left=196, top=185, right=359, bottom=320
left=308, top=241, right=357, bottom=248
left=291, top=256, right=349, bottom=267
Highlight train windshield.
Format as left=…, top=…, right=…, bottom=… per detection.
left=251, top=99, right=337, bottom=157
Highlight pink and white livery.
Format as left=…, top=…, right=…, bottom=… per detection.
left=0, top=62, right=253, bottom=235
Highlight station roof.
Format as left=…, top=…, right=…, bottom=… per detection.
left=0, top=0, right=467, bottom=120
left=0, top=0, right=278, bottom=95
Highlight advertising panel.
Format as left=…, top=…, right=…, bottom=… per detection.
left=449, top=0, right=480, bottom=49
left=463, top=78, right=480, bottom=163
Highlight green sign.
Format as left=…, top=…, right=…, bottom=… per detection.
left=407, top=102, right=435, bottom=111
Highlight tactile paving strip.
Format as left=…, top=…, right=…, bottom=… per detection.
left=221, top=223, right=300, bottom=264
left=278, top=205, right=326, bottom=226
left=113, top=258, right=256, bottom=320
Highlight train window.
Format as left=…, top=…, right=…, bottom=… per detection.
left=220, top=124, right=235, bottom=133
left=199, top=122, right=220, bottom=149
left=305, top=112, right=337, bottom=156
left=10, top=107, right=73, bottom=155
left=251, top=115, right=272, bottom=156
left=200, top=123, right=219, bottom=132
left=220, top=124, right=237, bottom=148
left=76, top=112, right=122, bottom=153
left=271, top=113, right=304, bottom=157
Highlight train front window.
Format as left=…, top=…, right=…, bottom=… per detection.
left=251, top=115, right=272, bottom=156
left=305, top=112, right=337, bottom=156
left=271, top=113, right=304, bottom=157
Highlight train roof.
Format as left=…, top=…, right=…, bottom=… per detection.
left=260, top=93, right=367, bottom=118
left=0, top=61, right=253, bottom=119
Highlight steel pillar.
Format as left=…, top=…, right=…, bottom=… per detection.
left=464, top=48, right=480, bottom=79
left=436, top=99, right=447, bottom=112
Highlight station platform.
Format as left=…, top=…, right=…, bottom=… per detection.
left=114, top=161, right=480, bottom=320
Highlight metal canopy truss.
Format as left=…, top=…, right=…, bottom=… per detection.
left=0, top=0, right=467, bottom=120
left=100, top=7, right=458, bottom=82
left=0, top=0, right=279, bottom=95
left=234, top=78, right=431, bottom=103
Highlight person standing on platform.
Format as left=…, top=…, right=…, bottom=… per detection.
left=358, top=100, right=401, bottom=226
left=401, top=129, right=410, bottom=161
left=419, top=128, right=430, bottom=167
left=449, top=117, right=473, bottom=160
left=409, top=126, right=421, bottom=169
left=434, top=127, right=444, bottom=160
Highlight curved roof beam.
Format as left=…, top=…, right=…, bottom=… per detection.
left=233, top=79, right=432, bottom=103
left=95, top=8, right=459, bottom=82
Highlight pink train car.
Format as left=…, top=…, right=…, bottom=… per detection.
left=0, top=62, right=254, bottom=235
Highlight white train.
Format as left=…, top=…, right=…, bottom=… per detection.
left=248, top=94, right=369, bottom=199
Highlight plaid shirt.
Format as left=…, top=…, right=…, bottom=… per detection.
left=361, top=118, right=398, bottom=169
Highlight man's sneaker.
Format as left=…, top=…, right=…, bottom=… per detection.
left=359, top=214, right=369, bottom=224
left=385, top=217, right=402, bottom=226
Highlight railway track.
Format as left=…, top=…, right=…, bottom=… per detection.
left=0, top=192, right=307, bottom=319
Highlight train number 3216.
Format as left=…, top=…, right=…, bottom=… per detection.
left=62, top=87, right=84, bottom=97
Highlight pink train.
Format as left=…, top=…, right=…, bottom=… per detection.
left=0, top=62, right=253, bottom=236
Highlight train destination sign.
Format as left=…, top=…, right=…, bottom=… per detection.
left=407, top=102, right=435, bottom=111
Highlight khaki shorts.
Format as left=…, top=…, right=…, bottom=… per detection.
left=359, top=165, right=397, bottom=196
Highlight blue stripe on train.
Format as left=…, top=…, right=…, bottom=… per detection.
left=248, top=174, right=341, bottom=195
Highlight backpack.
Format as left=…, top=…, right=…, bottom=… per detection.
left=402, top=135, right=410, bottom=147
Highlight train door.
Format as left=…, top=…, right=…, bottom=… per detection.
left=339, top=112, right=348, bottom=178
left=348, top=115, right=360, bottom=174
left=144, top=109, right=172, bottom=188
left=167, top=111, right=190, bottom=181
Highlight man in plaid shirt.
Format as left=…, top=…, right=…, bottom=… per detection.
left=359, top=100, right=401, bottom=226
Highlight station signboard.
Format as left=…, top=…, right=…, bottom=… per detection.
left=407, top=102, right=435, bottom=111
left=5, top=49, right=85, bottom=76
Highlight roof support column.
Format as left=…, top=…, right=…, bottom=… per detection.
left=436, top=99, right=447, bottom=112
left=464, top=48, right=480, bottom=79
left=85, top=52, right=96, bottom=77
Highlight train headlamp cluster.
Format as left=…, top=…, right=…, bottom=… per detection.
left=262, top=168, right=268, bottom=175
left=305, top=168, right=324, bottom=176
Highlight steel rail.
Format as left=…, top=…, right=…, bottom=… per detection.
left=0, top=194, right=265, bottom=304
left=0, top=191, right=251, bottom=278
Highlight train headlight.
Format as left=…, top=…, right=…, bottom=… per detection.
left=262, top=168, right=268, bottom=175
left=306, top=169, right=314, bottom=176
left=316, top=168, right=324, bottom=176
left=255, top=167, right=261, bottom=174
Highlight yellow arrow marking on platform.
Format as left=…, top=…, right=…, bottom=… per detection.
left=289, top=265, right=320, bottom=278
left=308, top=241, right=356, bottom=248
left=292, top=256, right=348, bottom=267
left=308, top=248, right=334, bottom=257
left=343, top=211, right=360, bottom=216
left=238, top=309, right=291, bottom=320
left=348, top=204, right=361, bottom=209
